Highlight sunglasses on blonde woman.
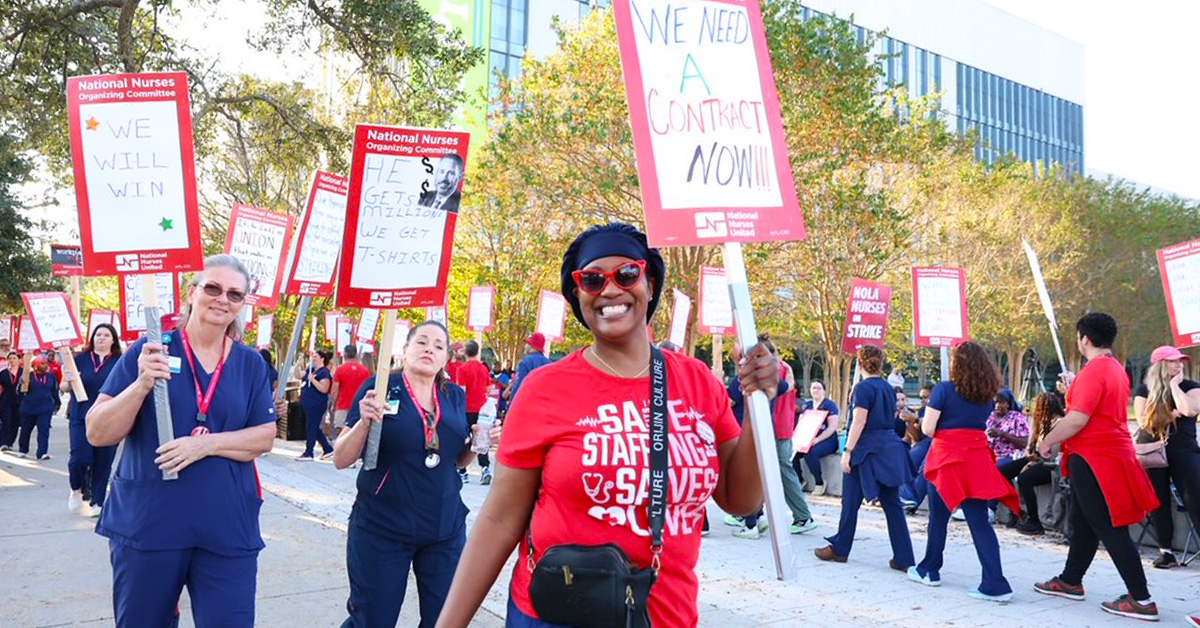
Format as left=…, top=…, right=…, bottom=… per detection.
left=571, top=260, right=646, bottom=296
left=200, top=283, right=247, bottom=303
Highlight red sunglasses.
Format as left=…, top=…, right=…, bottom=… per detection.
left=572, top=260, right=647, bottom=296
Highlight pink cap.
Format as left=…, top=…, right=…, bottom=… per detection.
left=1150, top=345, right=1189, bottom=364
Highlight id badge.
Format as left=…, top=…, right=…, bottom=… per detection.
left=167, top=355, right=183, bottom=374
left=384, top=399, right=401, bottom=416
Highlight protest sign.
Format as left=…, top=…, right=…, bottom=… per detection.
left=1022, top=241, right=1067, bottom=368
left=1157, top=238, right=1200, bottom=348
left=697, top=266, right=734, bottom=335
left=392, top=318, right=413, bottom=357
left=536, top=290, right=568, bottom=343
left=912, top=267, right=969, bottom=348
left=466, top=286, right=496, bottom=332
left=88, top=309, right=119, bottom=337
left=840, top=278, right=892, bottom=355
left=356, top=308, right=381, bottom=344
left=307, top=317, right=318, bottom=352
left=286, top=172, right=350, bottom=296
left=255, top=315, right=274, bottom=349
left=336, top=317, right=353, bottom=356
left=50, top=244, right=84, bottom=277
left=223, top=204, right=295, bottom=309
left=16, top=316, right=41, bottom=352
left=336, top=124, right=470, bottom=309
left=324, top=310, right=341, bottom=344
left=0, top=315, right=12, bottom=346
left=118, top=273, right=179, bottom=341
left=792, top=409, right=829, bottom=454
left=669, top=289, right=691, bottom=347
left=612, top=0, right=803, bottom=247
left=21, top=292, right=83, bottom=348
left=425, top=305, right=448, bottom=328
left=66, top=72, right=203, bottom=275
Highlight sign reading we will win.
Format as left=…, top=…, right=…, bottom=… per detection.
left=614, top=0, right=804, bottom=248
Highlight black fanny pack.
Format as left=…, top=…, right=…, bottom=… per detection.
left=527, top=345, right=669, bottom=628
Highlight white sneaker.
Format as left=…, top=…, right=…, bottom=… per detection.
left=68, top=489, right=83, bottom=512
left=77, top=503, right=94, bottom=517
left=90, top=505, right=102, bottom=518
left=733, top=526, right=761, bottom=540
left=951, top=508, right=966, bottom=521
left=908, top=566, right=941, bottom=587
left=812, top=483, right=827, bottom=497
left=969, top=588, right=1013, bottom=603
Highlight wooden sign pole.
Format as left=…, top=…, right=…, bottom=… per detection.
left=274, top=296, right=312, bottom=402
left=712, top=334, right=724, bottom=380
left=69, top=276, right=82, bottom=328
left=544, top=340, right=552, bottom=357
left=141, top=275, right=177, bottom=481
left=58, top=346, right=87, bottom=401
left=724, top=241, right=798, bottom=581
left=363, top=309, right=397, bottom=471
left=20, top=353, right=31, bottom=392
left=474, top=330, right=483, bottom=346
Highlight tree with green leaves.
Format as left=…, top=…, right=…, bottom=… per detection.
left=0, top=134, right=61, bottom=309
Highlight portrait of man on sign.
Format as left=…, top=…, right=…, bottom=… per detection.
left=417, top=152, right=464, bottom=213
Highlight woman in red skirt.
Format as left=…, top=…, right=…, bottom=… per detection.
left=909, top=341, right=1017, bottom=602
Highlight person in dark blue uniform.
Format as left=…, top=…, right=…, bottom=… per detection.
left=0, top=351, right=23, bottom=451
left=816, top=344, right=915, bottom=568
left=298, top=349, right=334, bottom=460
left=793, top=380, right=841, bottom=496
left=86, top=255, right=277, bottom=628
left=259, top=349, right=278, bottom=396
left=63, top=323, right=121, bottom=515
left=18, top=355, right=59, bottom=459
left=333, top=320, right=494, bottom=628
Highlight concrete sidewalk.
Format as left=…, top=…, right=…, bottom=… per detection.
left=3, top=434, right=1198, bottom=627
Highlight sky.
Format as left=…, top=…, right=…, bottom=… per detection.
left=980, top=0, right=1200, bottom=198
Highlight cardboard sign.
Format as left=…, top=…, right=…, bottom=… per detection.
left=392, top=319, right=413, bottom=357
left=66, top=72, right=204, bottom=275
left=88, top=309, right=119, bottom=338
left=467, top=285, right=496, bottom=332
left=118, top=272, right=179, bottom=341
left=21, top=292, right=84, bottom=348
left=612, top=0, right=803, bottom=248
left=50, top=244, right=84, bottom=277
left=0, top=315, right=13, bottom=345
left=223, top=204, right=295, bottom=309
left=336, top=124, right=470, bottom=308
left=286, top=171, right=350, bottom=296
left=335, top=316, right=353, bottom=356
left=792, top=409, right=829, bottom=454
left=254, top=314, right=273, bottom=349
left=356, top=308, right=381, bottom=343
left=536, top=290, right=568, bottom=342
left=697, top=266, right=734, bottom=335
left=425, top=305, right=448, bottom=327
left=912, top=267, right=969, bottom=347
left=1158, top=239, right=1200, bottom=348
left=668, top=289, right=691, bottom=347
left=16, top=316, right=41, bottom=352
left=324, top=310, right=341, bottom=344
left=841, top=278, right=892, bottom=355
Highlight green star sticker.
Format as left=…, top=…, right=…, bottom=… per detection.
left=159, top=217, right=174, bottom=231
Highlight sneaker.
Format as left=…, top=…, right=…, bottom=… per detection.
left=986, top=509, right=996, bottom=524
left=899, top=497, right=918, bottom=509
left=790, top=519, right=818, bottom=534
left=14, top=451, right=27, bottom=458
left=723, top=514, right=744, bottom=527
left=480, top=471, right=492, bottom=486
left=1004, top=514, right=1020, bottom=528
left=908, top=566, right=941, bottom=587
left=1033, top=577, right=1085, bottom=601
left=38, top=454, right=51, bottom=460
left=68, top=489, right=83, bottom=512
left=90, top=505, right=102, bottom=518
left=756, top=519, right=769, bottom=533
left=77, top=503, right=93, bottom=518
left=951, top=508, right=966, bottom=521
left=295, top=454, right=314, bottom=461
left=733, top=526, right=761, bottom=540
left=812, top=483, right=827, bottom=497
left=319, top=451, right=334, bottom=461
left=1016, top=520, right=1045, bottom=536
left=814, top=545, right=847, bottom=563
left=970, top=588, right=1014, bottom=603
left=459, top=469, right=469, bottom=484
left=0, top=445, right=10, bottom=452
left=1100, top=594, right=1159, bottom=621
left=1152, top=551, right=1178, bottom=569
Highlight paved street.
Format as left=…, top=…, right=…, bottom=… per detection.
left=2, top=433, right=1198, bottom=627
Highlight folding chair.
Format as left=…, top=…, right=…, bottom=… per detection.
left=1136, top=484, right=1199, bottom=565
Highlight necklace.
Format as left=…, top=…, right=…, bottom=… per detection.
left=589, top=347, right=650, bottom=378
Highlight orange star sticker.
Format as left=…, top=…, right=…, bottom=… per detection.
left=85, top=117, right=100, bottom=131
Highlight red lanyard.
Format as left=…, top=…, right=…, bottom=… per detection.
left=180, top=330, right=229, bottom=425
left=32, top=372, right=47, bottom=386
left=402, top=372, right=440, bottom=451
left=90, top=352, right=109, bottom=372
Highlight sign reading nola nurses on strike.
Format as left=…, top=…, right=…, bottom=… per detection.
left=613, top=1, right=804, bottom=247
left=337, top=124, right=470, bottom=309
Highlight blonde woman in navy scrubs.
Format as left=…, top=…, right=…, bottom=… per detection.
left=334, top=320, right=495, bottom=628
left=86, top=255, right=277, bottom=628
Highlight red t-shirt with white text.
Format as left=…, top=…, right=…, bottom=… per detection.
left=498, top=350, right=740, bottom=628
left=457, top=360, right=491, bottom=413
left=332, top=361, right=370, bottom=411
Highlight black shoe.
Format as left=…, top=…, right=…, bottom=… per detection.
left=1016, top=520, right=1045, bottom=536
left=1004, top=514, right=1019, bottom=528
left=1152, top=551, right=1177, bottom=569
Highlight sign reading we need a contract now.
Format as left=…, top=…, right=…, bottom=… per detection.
left=614, top=0, right=804, bottom=247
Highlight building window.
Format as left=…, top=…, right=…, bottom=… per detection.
left=578, top=0, right=611, bottom=19
left=490, top=0, right=529, bottom=100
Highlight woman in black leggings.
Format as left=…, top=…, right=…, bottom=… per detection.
left=1133, top=345, right=1200, bottom=569
left=997, top=392, right=1065, bottom=535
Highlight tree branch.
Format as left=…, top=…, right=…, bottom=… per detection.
left=4, top=0, right=125, bottom=42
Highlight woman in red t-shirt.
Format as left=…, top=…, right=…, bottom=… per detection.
left=435, top=223, right=778, bottom=628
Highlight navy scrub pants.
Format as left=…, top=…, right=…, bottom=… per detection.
left=68, top=419, right=117, bottom=505
left=916, top=484, right=1012, bottom=595
left=109, top=540, right=257, bottom=628
left=826, top=467, right=914, bottom=565
left=794, top=435, right=839, bottom=485
left=898, top=438, right=932, bottom=506
left=301, top=401, right=333, bottom=457
left=342, top=523, right=466, bottom=628
left=17, top=410, right=51, bottom=458
left=0, top=402, right=18, bottom=447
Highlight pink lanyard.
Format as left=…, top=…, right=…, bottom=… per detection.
left=402, top=372, right=441, bottom=451
left=180, top=330, right=228, bottom=425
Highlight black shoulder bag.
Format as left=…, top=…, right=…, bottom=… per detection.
left=527, top=345, right=668, bottom=628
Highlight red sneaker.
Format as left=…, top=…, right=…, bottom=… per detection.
left=1100, top=594, right=1158, bottom=621
left=1033, top=577, right=1085, bottom=601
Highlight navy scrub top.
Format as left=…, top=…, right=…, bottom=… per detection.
left=20, top=372, right=58, bottom=415
left=346, top=373, right=469, bottom=544
left=0, top=367, right=22, bottom=409
left=300, top=366, right=331, bottom=408
left=96, top=336, right=276, bottom=557
left=802, top=398, right=840, bottom=417
left=850, top=377, right=897, bottom=432
left=68, top=351, right=118, bottom=423
left=928, top=381, right=995, bottom=432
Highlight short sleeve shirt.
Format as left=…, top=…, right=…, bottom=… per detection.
left=1065, top=355, right=1133, bottom=452
left=498, top=350, right=740, bottom=628
left=457, top=360, right=492, bottom=413
left=852, top=377, right=896, bottom=431
left=929, top=381, right=995, bottom=432
left=300, top=366, right=331, bottom=408
left=96, top=337, right=276, bottom=556
left=1134, top=379, right=1200, bottom=450
left=68, top=351, right=119, bottom=422
left=801, top=398, right=840, bottom=418
left=332, top=361, right=371, bottom=411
